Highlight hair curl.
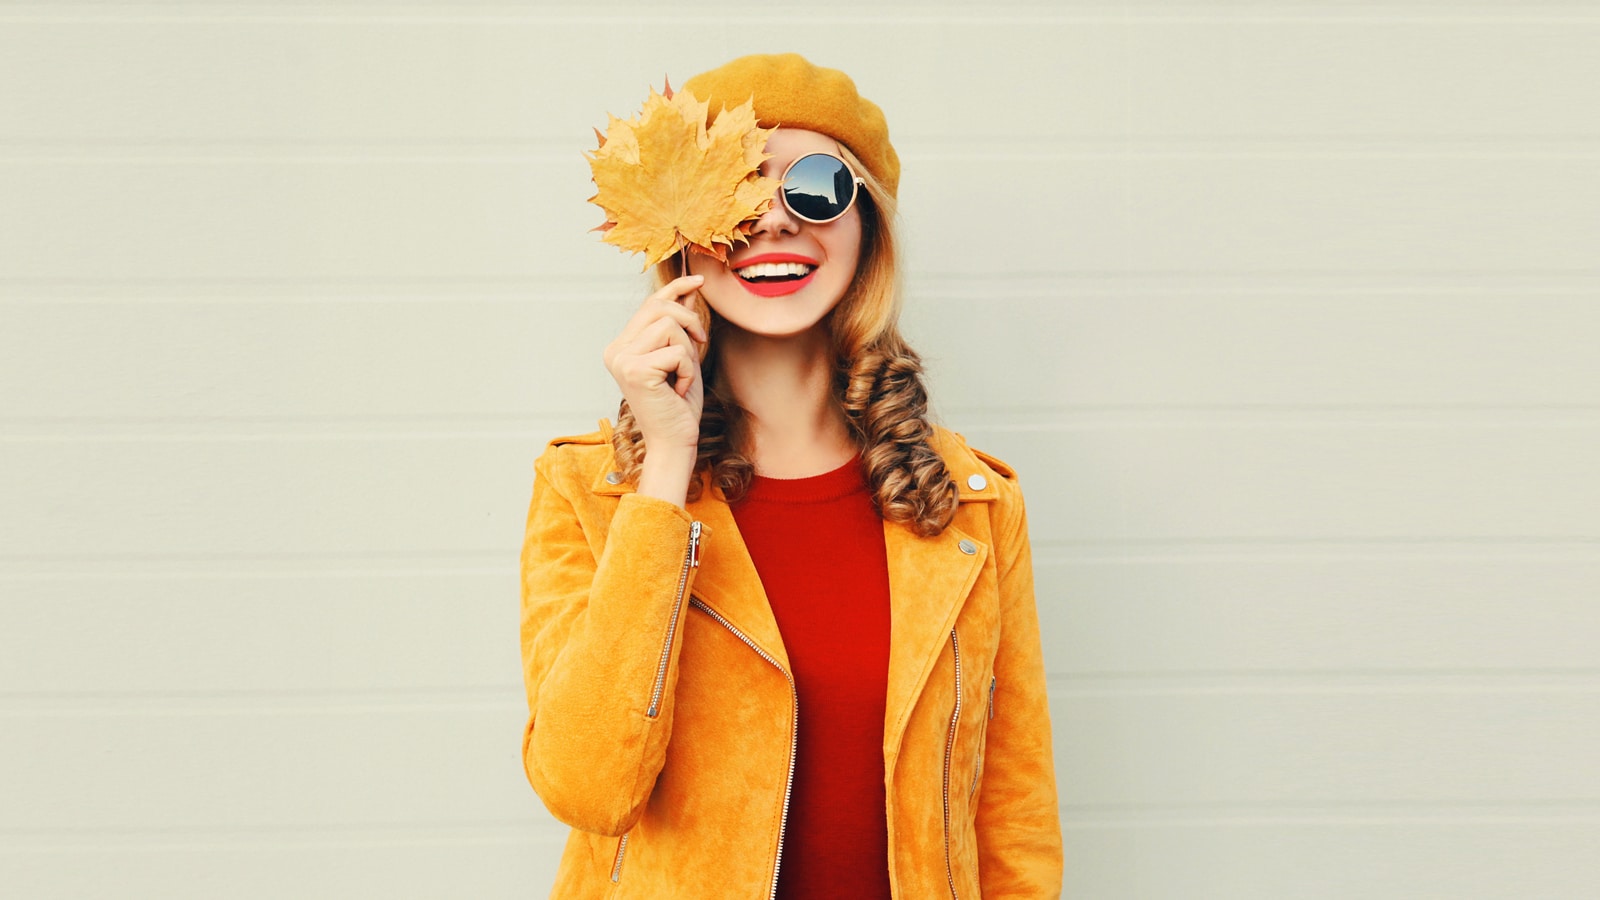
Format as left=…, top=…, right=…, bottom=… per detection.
left=611, top=143, right=958, bottom=537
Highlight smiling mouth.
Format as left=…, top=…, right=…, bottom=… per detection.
left=731, top=261, right=819, bottom=298
left=733, top=261, right=818, bottom=283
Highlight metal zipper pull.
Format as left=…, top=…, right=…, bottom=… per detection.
left=988, top=675, right=996, bottom=720
left=647, top=519, right=703, bottom=719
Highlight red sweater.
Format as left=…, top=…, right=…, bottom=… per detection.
left=730, top=453, right=894, bottom=900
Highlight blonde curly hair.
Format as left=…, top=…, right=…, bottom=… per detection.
left=609, top=144, right=958, bottom=537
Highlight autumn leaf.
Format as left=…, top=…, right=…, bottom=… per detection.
left=587, top=82, right=780, bottom=270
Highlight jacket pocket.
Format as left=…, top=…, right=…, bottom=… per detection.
left=970, top=674, right=996, bottom=800
left=942, top=628, right=963, bottom=899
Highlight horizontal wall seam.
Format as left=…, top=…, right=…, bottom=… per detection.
left=2, top=13, right=1599, bottom=26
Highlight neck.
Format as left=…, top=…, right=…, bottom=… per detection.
left=714, top=324, right=856, bottom=479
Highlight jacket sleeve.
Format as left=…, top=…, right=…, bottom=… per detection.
left=517, top=444, right=706, bottom=836
left=975, top=481, right=1066, bottom=897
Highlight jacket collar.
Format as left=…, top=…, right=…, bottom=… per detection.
left=586, top=418, right=999, bottom=505
left=587, top=419, right=997, bottom=758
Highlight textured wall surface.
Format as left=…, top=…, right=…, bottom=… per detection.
left=3, top=2, right=1599, bottom=898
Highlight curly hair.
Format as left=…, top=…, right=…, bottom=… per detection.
left=610, top=143, right=959, bottom=537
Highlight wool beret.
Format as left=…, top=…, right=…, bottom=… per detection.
left=683, top=53, right=900, bottom=199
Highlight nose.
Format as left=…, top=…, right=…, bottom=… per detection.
left=749, top=183, right=800, bottom=238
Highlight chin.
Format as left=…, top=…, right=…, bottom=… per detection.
left=713, top=309, right=829, bottom=340
left=704, top=277, right=849, bottom=340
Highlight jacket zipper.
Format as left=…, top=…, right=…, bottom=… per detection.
left=610, top=832, right=629, bottom=883
left=689, top=597, right=797, bottom=900
left=970, top=675, right=996, bottom=800
left=647, top=521, right=701, bottom=719
left=615, top=521, right=701, bottom=884
left=943, top=628, right=962, bottom=899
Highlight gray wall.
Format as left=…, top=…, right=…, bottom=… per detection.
left=4, top=2, right=1599, bottom=898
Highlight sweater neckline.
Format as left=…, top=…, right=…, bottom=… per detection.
left=742, top=452, right=868, bottom=505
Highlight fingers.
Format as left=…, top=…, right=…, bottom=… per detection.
left=630, top=315, right=699, bottom=368
left=605, top=309, right=701, bottom=398
left=614, top=343, right=696, bottom=398
left=637, top=345, right=697, bottom=397
left=656, top=272, right=705, bottom=306
left=617, top=275, right=709, bottom=345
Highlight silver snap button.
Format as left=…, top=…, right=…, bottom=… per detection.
left=958, top=539, right=977, bottom=555
left=966, top=474, right=987, bottom=491
left=604, top=471, right=623, bottom=485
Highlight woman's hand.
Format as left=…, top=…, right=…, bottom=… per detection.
left=602, top=274, right=709, bottom=505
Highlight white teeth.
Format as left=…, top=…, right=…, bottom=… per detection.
left=734, top=261, right=816, bottom=279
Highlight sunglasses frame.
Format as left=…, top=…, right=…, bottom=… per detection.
left=777, top=152, right=867, bottom=225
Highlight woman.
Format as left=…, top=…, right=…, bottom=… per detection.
left=519, top=53, right=1063, bottom=898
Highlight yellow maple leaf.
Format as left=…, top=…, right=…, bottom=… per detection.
left=587, top=82, right=780, bottom=271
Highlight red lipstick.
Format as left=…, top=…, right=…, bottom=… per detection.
left=731, top=252, right=821, bottom=267
left=730, top=252, right=821, bottom=298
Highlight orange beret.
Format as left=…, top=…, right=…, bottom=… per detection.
left=683, top=53, right=900, bottom=199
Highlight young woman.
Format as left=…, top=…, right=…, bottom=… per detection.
left=519, top=53, right=1063, bottom=898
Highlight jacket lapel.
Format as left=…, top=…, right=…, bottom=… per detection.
left=589, top=420, right=991, bottom=758
left=586, top=421, right=791, bottom=671
left=880, top=516, right=987, bottom=759
left=684, top=480, right=791, bottom=672
left=685, top=477, right=989, bottom=749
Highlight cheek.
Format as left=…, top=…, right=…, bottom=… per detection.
left=685, top=257, right=741, bottom=306
left=838, top=243, right=864, bottom=285
left=685, top=253, right=722, bottom=279
left=695, top=269, right=744, bottom=318
left=831, top=226, right=864, bottom=277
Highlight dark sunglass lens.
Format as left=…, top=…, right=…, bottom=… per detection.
left=783, top=154, right=854, bottom=222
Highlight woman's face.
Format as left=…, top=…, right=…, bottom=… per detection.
left=687, top=127, right=864, bottom=341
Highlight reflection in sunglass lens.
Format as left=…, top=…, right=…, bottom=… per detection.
left=783, top=154, right=856, bottom=222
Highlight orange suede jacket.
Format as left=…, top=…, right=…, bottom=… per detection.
left=518, top=420, right=1063, bottom=898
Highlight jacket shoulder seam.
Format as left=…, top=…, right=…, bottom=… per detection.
left=932, top=427, right=1028, bottom=565
left=968, top=445, right=1018, bottom=481
left=535, top=429, right=613, bottom=489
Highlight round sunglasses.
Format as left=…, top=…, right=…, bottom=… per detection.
left=776, top=153, right=866, bottom=224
